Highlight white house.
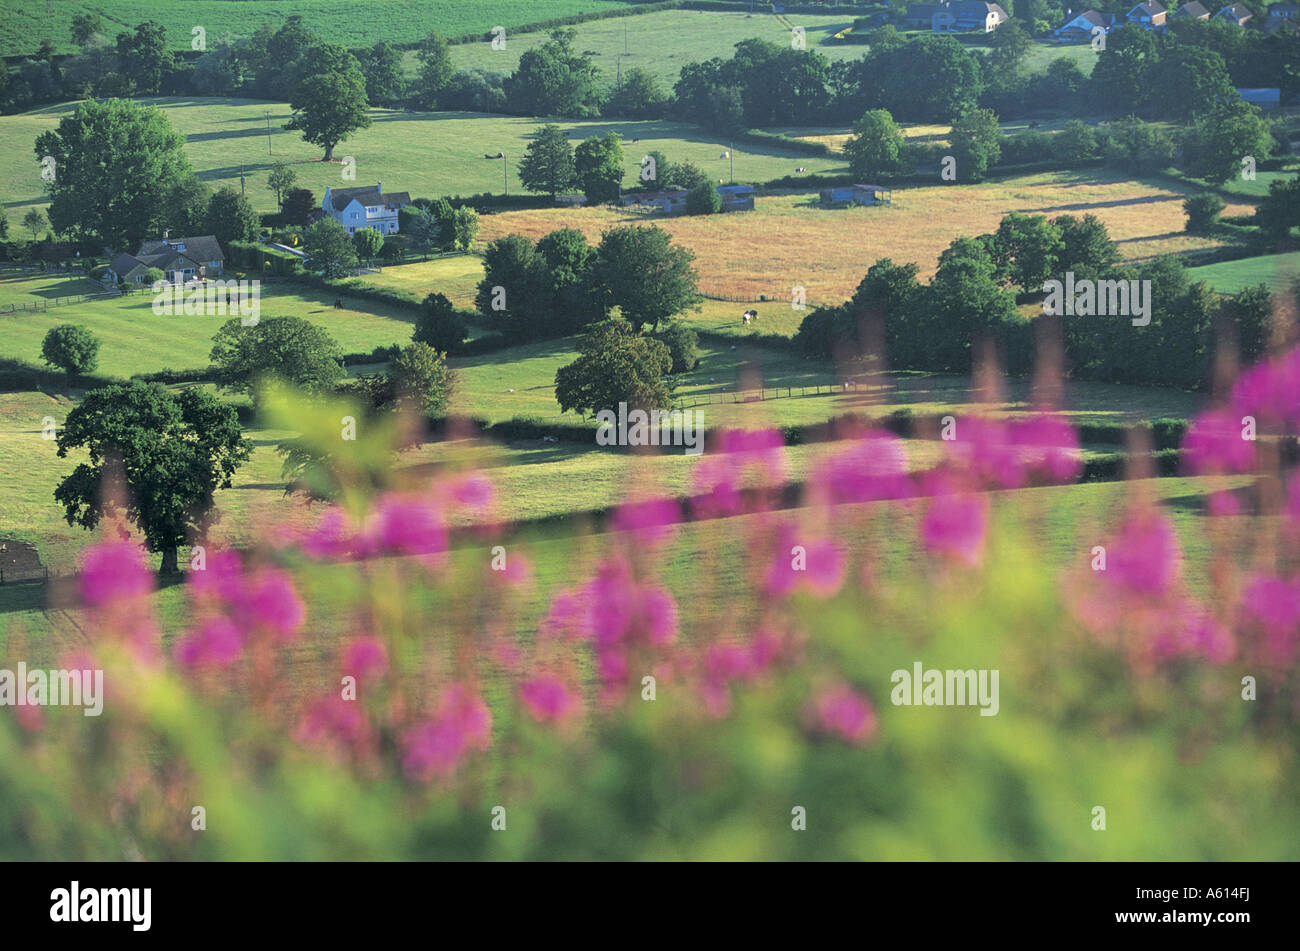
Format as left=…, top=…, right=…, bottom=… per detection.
left=321, top=183, right=412, bottom=236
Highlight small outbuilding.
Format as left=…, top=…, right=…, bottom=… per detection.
left=820, top=184, right=893, bottom=207
left=716, top=184, right=756, bottom=211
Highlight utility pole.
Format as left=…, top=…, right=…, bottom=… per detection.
left=502, top=152, right=508, bottom=197
left=240, top=165, right=246, bottom=197
left=266, top=111, right=272, bottom=155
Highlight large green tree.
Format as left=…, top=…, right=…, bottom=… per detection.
left=54, top=383, right=251, bottom=573
left=41, top=324, right=100, bottom=380
left=518, top=124, right=576, bottom=199
left=302, top=218, right=359, bottom=277
left=35, top=99, right=195, bottom=249
left=592, top=225, right=701, bottom=332
left=206, top=186, right=261, bottom=246
left=574, top=132, right=625, bottom=204
left=414, top=32, right=454, bottom=109
left=1182, top=100, right=1274, bottom=186
left=554, top=319, right=673, bottom=415
left=504, top=29, right=602, bottom=117
left=286, top=44, right=371, bottom=161
left=844, top=109, right=904, bottom=180
left=948, top=108, right=1003, bottom=184
left=209, top=316, right=345, bottom=398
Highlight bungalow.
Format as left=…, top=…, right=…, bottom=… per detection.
left=716, top=184, right=756, bottom=211
left=820, top=184, right=893, bottom=206
left=1216, top=2, right=1255, bottom=23
left=321, top=182, right=411, bottom=236
left=1127, top=1, right=1168, bottom=27
left=1053, top=10, right=1120, bottom=39
left=1171, top=0, right=1211, bottom=18
left=105, top=232, right=225, bottom=286
left=1237, top=87, right=1280, bottom=109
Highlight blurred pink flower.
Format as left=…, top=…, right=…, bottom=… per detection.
left=452, top=474, right=494, bottom=510
left=814, top=430, right=910, bottom=504
left=610, top=496, right=681, bottom=545
left=174, top=616, right=243, bottom=669
left=187, top=549, right=245, bottom=603
left=1182, top=410, right=1256, bottom=476
left=368, top=493, right=446, bottom=558
left=80, top=539, right=152, bottom=607
left=919, top=474, right=989, bottom=567
left=1242, top=575, right=1300, bottom=666
left=1010, top=414, right=1082, bottom=483
left=302, top=507, right=356, bottom=561
left=811, top=685, right=877, bottom=746
left=539, top=588, right=585, bottom=641
left=1106, top=508, right=1181, bottom=596
left=341, top=635, right=388, bottom=682
left=242, top=570, right=305, bottom=643
left=519, top=674, right=580, bottom=723
left=402, top=684, right=493, bottom=781
left=295, top=694, right=368, bottom=753
left=764, top=524, right=846, bottom=598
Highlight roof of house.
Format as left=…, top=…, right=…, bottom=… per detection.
left=947, top=0, right=1009, bottom=17
left=326, top=185, right=412, bottom=212
left=139, top=235, right=224, bottom=263
left=1270, top=3, right=1299, bottom=12
left=108, top=252, right=150, bottom=276
left=1218, top=2, right=1254, bottom=16
left=717, top=184, right=756, bottom=195
left=1173, top=0, right=1211, bottom=15
left=1130, top=0, right=1167, bottom=14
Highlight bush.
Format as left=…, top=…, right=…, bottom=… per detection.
left=685, top=180, right=721, bottom=215
left=1184, top=194, right=1225, bottom=234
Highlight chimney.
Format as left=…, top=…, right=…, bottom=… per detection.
left=163, top=228, right=170, bottom=241
left=377, top=182, right=382, bottom=195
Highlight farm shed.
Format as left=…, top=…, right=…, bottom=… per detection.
left=716, top=184, right=756, bottom=211
left=820, top=184, right=892, bottom=207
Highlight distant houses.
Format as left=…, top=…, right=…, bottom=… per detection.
left=106, top=232, right=225, bottom=286
left=1127, top=1, right=1168, bottom=28
left=1216, top=2, right=1255, bottom=24
left=903, top=1, right=1010, bottom=31
left=1171, top=1, right=1211, bottom=19
left=321, top=182, right=411, bottom=236
left=1052, top=10, right=1120, bottom=40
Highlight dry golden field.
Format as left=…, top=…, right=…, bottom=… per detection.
left=477, top=171, right=1255, bottom=305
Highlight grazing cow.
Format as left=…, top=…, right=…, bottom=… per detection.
left=796, top=167, right=806, bottom=173
left=742, top=309, right=757, bottom=325
left=334, top=298, right=343, bottom=308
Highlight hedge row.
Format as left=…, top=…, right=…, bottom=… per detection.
left=736, top=129, right=834, bottom=158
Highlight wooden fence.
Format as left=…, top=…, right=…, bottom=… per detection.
left=674, top=381, right=861, bottom=409
left=0, top=290, right=119, bottom=314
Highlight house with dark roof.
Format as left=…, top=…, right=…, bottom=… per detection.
left=1127, top=1, right=1168, bottom=26
left=105, top=232, right=225, bottom=286
left=716, top=184, right=756, bottom=211
left=321, top=182, right=412, bottom=236
left=905, top=0, right=1009, bottom=30
left=1216, top=2, right=1255, bottom=23
left=1053, top=9, right=1120, bottom=39
left=1171, top=1, right=1211, bottom=18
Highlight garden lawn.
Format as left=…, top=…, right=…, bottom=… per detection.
left=1188, top=250, right=1300, bottom=295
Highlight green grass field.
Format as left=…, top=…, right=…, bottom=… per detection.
left=439, top=9, right=1100, bottom=85
left=361, top=254, right=486, bottom=308
left=0, top=0, right=637, bottom=56
left=0, top=98, right=848, bottom=217
left=1188, top=251, right=1300, bottom=294
left=442, top=9, right=861, bottom=85
left=0, top=273, right=415, bottom=376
